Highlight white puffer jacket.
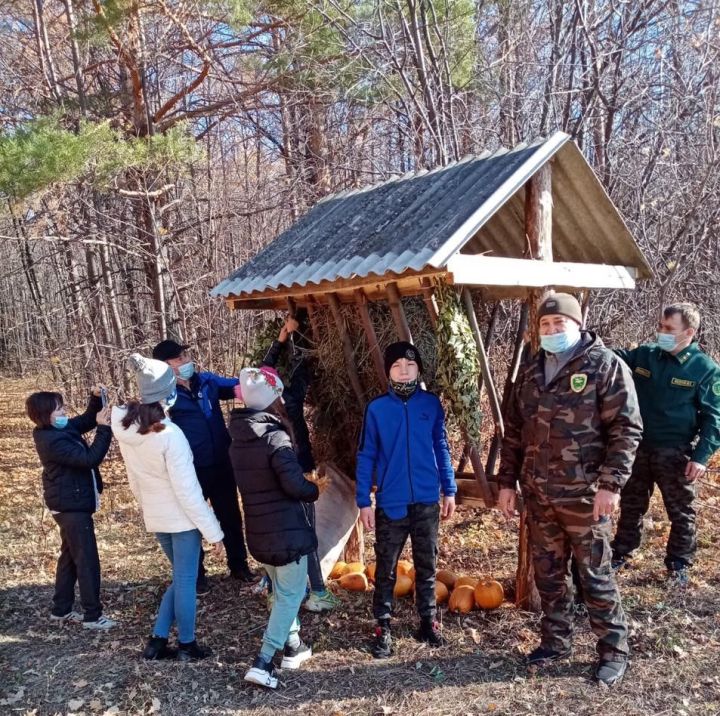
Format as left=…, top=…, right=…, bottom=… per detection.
left=111, top=407, right=223, bottom=543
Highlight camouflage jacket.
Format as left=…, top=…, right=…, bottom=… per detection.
left=498, top=332, right=643, bottom=500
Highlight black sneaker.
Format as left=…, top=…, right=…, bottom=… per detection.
left=196, top=576, right=211, bottom=596
left=244, top=655, right=278, bottom=689
left=142, top=636, right=177, bottom=660
left=526, top=645, right=571, bottom=666
left=231, top=564, right=258, bottom=583
left=414, top=619, right=447, bottom=647
left=177, top=640, right=212, bottom=662
left=280, top=641, right=312, bottom=669
left=611, top=556, right=629, bottom=572
left=371, top=625, right=393, bottom=659
left=595, top=652, right=628, bottom=686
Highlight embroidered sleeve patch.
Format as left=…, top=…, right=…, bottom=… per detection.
left=634, top=367, right=651, bottom=378
left=570, top=374, right=588, bottom=392
left=671, top=377, right=696, bottom=389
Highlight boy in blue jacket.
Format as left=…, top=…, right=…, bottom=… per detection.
left=356, top=341, right=456, bottom=658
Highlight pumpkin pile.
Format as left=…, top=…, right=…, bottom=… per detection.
left=330, top=560, right=505, bottom=611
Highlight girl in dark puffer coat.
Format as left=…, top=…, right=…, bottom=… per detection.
left=228, top=366, right=323, bottom=689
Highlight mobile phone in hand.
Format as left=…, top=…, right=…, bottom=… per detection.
left=100, top=387, right=108, bottom=408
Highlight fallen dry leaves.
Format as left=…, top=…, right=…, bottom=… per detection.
left=1, top=377, right=719, bottom=715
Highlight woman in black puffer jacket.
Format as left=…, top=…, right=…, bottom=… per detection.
left=228, top=367, right=322, bottom=690
left=27, top=389, right=115, bottom=630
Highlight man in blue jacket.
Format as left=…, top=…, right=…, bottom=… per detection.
left=153, top=340, right=254, bottom=588
left=356, top=341, right=456, bottom=658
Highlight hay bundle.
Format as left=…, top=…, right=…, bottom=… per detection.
left=244, top=281, right=482, bottom=475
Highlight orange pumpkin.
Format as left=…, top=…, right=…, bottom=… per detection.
left=455, top=576, right=479, bottom=590
left=365, top=562, right=377, bottom=582
left=339, top=572, right=369, bottom=591
left=343, top=561, right=365, bottom=575
left=397, top=559, right=414, bottom=577
left=435, top=580, right=449, bottom=604
left=448, top=585, right=475, bottom=613
left=407, top=566, right=416, bottom=582
left=436, top=569, right=457, bottom=589
left=329, top=561, right=347, bottom=579
left=474, top=579, right=504, bottom=609
left=393, top=574, right=414, bottom=598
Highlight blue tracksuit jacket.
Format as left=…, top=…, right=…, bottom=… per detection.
left=356, top=388, right=456, bottom=519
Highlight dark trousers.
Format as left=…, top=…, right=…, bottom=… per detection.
left=612, top=444, right=696, bottom=569
left=196, top=459, right=249, bottom=576
left=51, top=512, right=102, bottom=621
left=527, top=496, right=628, bottom=656
left=373, top=503, right=439, bottom=622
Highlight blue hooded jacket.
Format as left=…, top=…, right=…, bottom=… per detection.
left=356, top=388, right=456, bottom=519
left=168, top=371, right=238, bottom=468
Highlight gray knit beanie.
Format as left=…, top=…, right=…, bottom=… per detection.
left=127, top=353, right=177, bottom=405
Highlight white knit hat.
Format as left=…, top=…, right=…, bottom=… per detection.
left=238, top=367, right=284, bottom=411
left=127, top=353, right=177, bottom=404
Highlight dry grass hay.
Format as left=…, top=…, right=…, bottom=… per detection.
left=474, top=579, right=504, bottom=609
left=435, top=580, right=450, bottom=604
left=448, top=585, right=475, bottom=613
left=344, top=561, right=365, bottom=575
left=329, top=561, right=347, bottom=579
left=455, top=576, right=479, bottom=590
left=339, top=572, right=369, bottom=591
left=436, top=569, right=457, bottom=589
left=393, top=574, right=414, bottom=598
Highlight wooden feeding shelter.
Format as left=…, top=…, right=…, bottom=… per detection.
left=212, top=131, right=651, bottom=606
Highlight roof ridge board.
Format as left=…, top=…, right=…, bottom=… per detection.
left=427, top=131, right=571, bottom=268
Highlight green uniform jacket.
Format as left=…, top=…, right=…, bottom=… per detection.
left=498, top=332, right=643, bottom=499
left=615, top=342, right=720, bottom=465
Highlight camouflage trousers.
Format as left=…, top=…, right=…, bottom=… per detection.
left=527, top=496, right=628, bottom=656
left=373, top=503, right=439, bottom=622
left=612, top=444, right=696, bottom=569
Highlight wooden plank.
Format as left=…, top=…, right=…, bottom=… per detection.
left=354, top=288, right=386, bottom=385
left=420, top=277, right=439, bottom=329
left=225, top=268, right=450, bottom=310
left=446, top=254, right=636, bottom=290
left=462, top=287, right=504, bottom=437
left=386, top=281, right=413, bottom=343
left=327, top=292, right=366, bottom=407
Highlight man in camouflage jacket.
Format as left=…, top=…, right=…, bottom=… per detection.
left=497, top=293, right=643, bottom=686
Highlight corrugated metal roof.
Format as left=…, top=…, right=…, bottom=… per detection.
left=211, top=132, right=651, bottom=299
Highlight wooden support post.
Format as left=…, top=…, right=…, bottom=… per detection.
left=327, top=292, right=366, bottom=407
left=386, top=282, right=413, bottom=343
left=354, top=288, right=386, bottom=385
left=514, top=163, right=554, bottom=613
left=420, top=278, right=439, bottom=330
left=486, top=303, right=528, bottom=476
left=462, top=287, right=504, bottom=438
left=305, top=297, right=322, bottom=340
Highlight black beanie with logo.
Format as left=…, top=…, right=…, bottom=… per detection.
left=383, top=341, right=424, bottom=377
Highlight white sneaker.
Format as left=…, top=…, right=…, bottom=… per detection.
left=82, top=615, right=117, bottom=630
left=280, top=641, right=312, bottom=669
left=50, top=610, right=83, bottom=623
left=244, top=657, right=278, bottom=689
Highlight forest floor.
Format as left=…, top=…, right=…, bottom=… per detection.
left=1, top=377, right=720, bottom=716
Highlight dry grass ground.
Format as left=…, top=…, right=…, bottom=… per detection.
left=1, top=377, right=720, bottom=716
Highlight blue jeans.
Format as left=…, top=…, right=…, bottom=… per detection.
left=153, top=530, right=201, bottom=643
left=260, top=556, right=307, bottom=660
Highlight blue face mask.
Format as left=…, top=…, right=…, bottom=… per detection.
left=656, top=332, right=677, bottom=352
left=540, top=328, right=581, bottom=354
left=177, top=362, right=195, bottom=380
left=52, top=415, right=69, bottom=429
